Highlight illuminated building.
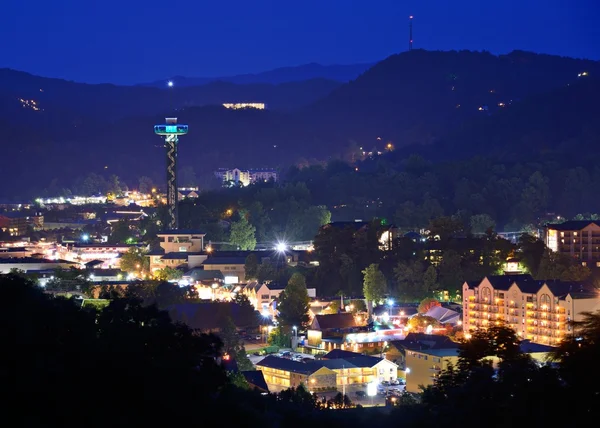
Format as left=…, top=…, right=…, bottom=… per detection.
left=463, top=275, right=600, bottom=345
left=214, top=168, right=278, bottom=187
left=256, top=352, right=398, bottom=392
left=222, top=102, right=265, bottom=110
left=154, top=118, right=188, bottom=229
left=545, top=220, right=600, bottom=265
left=0, top=212, right=44, bottom=236
left=401, top=336, right=554, bottom=393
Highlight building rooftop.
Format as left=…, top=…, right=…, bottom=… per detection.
left=546, top=220, right=599, bottom=231
left=157, top=229, right=205, bottom=235
left=390, top=333, right=460, bottom=353
left=203, top=256, right=246, bottom=265
left=468, top=275, right=593, bottom=297
left=161, top=252, right=203, bottom=260
left=519, top=340, right=555, bottom=354
left=312, top=313, right=357, bottom=330
left=0, top=257, right=76, bottom=264
left=241, top=370, right=269, bottom=393
left=256, top=355, right=319, bottom=375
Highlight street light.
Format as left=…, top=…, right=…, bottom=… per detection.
left=292, top=325, right=298, bottom=350
left=275, top=241, right=287, bottom=253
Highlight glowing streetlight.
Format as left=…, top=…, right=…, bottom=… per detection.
left=167, top=81, right=174, bottom=87
left=81, top=234, right=89, bottom=242
left=275, top=241, right=287, bottom=252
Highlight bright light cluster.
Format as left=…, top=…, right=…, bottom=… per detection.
left=19, top=98, right=42, bottom=111
left=222, top=103, right=265, bottom=110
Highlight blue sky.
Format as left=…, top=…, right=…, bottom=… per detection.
left=1, top=0, right=598, bottom=84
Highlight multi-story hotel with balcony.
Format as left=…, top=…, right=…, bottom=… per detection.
left=463, top=275, right=600, bottom=346
left=545, top=220, right=600, bottom=266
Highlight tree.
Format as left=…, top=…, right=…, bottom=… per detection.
left=469, top=214, right=496, bottom=235
left=418, top=297, right=441, bottom=314
left=268, top=326, right=291, bottom=347
left=277, top=273, right=310, bottom=329
left=393, top=260, right=428, bottom=302
left=407, top=314, right=439, bottom=331
left=518, top=234, right=545, bottom=276
left=154, top=266, right=183, bottom=281
left=119, top=247, right=149, bottom=274
left=257, top=263, right=277, bottom=283
left=219, top=316, right=253, bottom=371
left=438, top=250, right=464, bottom=291
left=138, top=176, right=154, bottom=194
left=428, top=216, right=464, bottom=240
left=362, top=263, right=387, bottom=316
left=229, top=215, right=257, bottom=250
left=109, top=218, right=133, bottom=244
left=0, top=275, right=228, bottom=427
left=244, top=254, right=259, bottom=280
left=423, top=265, right=438, bottom=293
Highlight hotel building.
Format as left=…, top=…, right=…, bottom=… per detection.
left=545, top=220, right=600, bottom=265
left=463, top=275, right=600, bottom=345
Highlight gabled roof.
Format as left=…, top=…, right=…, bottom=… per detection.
left=242, top=370, right=269, bottom=392
left=425, top=306, right=461, bottom=324
left=484, top=274, right=535, bottom=291
left=322, top=349, right=363, bottom=360
left=390, top=333, right=460, bottom=353
left=519, top=340, right=555, bottom=354
left=312, top=313, right=357, bottom=330
left=546, top=220, right=599, bottom=231
left=203, top=256, right=246, bottom=265
left=256, top=355, right=320, bottom=375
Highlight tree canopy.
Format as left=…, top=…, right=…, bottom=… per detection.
left=277, top=273, right=310, bottom=329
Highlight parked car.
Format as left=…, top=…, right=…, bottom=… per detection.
left=381, top=381, right=390, bottom=386
left=390, top=379, right=400, bottom=386
left=355, top=390, right=366, bottom=398
left=255, top=335, right=262, bottom=340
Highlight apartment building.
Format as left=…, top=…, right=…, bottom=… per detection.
left=403, top=338, right=554, bottom=394
left=545, top=220, right=600, bottom=265
left=214, top=168, right=278, bottom=187
left=463, top=275, right=600, bottom=345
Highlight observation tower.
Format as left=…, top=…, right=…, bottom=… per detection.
left=154, top=118, right=188, bottom=229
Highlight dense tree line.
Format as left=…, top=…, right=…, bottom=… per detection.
left=312, top=218, right=592, bottom=298
left=285, top=156, right=600, bottom=232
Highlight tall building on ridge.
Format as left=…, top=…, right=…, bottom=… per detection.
left=215, top=168, right=278, bottom=187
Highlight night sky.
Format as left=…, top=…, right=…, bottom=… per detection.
left=1, top=0, right=598, bottom=84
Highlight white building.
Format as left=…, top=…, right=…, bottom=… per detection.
left=215, top=168, right=278, bottom=187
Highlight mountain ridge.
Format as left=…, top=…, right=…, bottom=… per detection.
left=139, top=62, right=375, bottom=87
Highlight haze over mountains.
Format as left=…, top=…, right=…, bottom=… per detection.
left=0, top=49, right=598, bottom=199
left=140, top=62, right=374, bottom=87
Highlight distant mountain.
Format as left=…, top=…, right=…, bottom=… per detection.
left=140, top=62, right=374, bottom=87
left=1, top=50, right=600, bottom=198
left=0, top=69, right=341, bottom=121
left=419, top=76, right=600, bottom=162
left=303, top=50, right=600, bottom=153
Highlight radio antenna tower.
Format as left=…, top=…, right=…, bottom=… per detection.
left=154, top=118, right=188, bottom=230
left=409, top=15, right=414, bottom=51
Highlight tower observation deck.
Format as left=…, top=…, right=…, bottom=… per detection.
left=154, top=118, right=188, bottom=230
